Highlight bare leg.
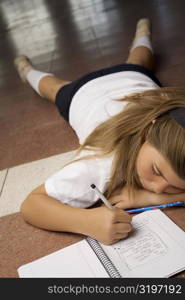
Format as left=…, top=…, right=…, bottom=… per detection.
left=38, top=76, right=71, bottom=103
left=126, top=46, right=154, bottom=70
left=125, top=18, right=154, bottom=71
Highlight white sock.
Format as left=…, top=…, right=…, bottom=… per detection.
left=130, top=36, right=153, bottom=53
left=26, top=69, right=54, bottom=97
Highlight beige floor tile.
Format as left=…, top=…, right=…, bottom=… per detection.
left=0, top=151, right=77, bottom=217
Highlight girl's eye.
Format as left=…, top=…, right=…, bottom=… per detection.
left=152, top=166, right=160, bottom=176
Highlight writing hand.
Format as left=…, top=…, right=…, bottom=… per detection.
left=87, top=206, right=132, bottom=245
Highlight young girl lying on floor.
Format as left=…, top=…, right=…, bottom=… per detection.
left=14, top=18, right=185, bottom=245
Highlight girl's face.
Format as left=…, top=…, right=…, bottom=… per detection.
left=136, top=141, right=185, bottom=194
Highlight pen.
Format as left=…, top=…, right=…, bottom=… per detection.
left=125, top=201, right=185, bottom=213
left=90, top=184, right=185, bottom=213
left=90, top=184, right=114, bottom=210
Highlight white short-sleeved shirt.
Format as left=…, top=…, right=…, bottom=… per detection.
left=45, top=71, right=160, bottom=207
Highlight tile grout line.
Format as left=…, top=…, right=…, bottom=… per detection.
left=0, top=169, right=9, bottom=199
left=48, top=47, right=56, bottom=73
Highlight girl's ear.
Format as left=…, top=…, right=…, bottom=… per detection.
left=152, top=119, right=156, bottom=124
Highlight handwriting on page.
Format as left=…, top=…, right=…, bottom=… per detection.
left=113, top=222, right=168, bottom=270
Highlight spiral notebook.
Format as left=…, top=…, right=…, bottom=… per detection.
left=18, top=209, right=185, bottom=278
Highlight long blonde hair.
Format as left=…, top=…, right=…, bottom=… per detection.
left=70, top=87, right=185, bottom=198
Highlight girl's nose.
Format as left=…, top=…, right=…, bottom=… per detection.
left=153, top=180, right=169, bottom=194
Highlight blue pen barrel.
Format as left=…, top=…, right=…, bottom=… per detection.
left=125, top=201, right=184, bottom=214
left=167, top=201, right=184, bottom=207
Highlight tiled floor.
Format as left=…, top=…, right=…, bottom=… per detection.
left=0, top=150, right=77, bottom=217
left=1, top=0, right=185, bottom=277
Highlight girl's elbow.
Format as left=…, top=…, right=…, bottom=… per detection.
left=20, top=195, right=34, bottom=222
left=20, top=199, right=28, bottom=220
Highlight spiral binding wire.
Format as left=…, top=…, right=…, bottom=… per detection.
left=86, top=237, right=121, bottom=278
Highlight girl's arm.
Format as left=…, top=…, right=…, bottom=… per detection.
left=20, top=184, right=132, bottom=245
left=153, top=191, right=185, bottom=205
left=21, top=185, right=92, bottom=233
left=108, top=185, right=185, bottom=209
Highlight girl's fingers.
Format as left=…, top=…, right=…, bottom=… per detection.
left=114, top=222, right=132, bottom=234
left=109, top=195, right=124, bottom=205
left=114, top=210, right=132, bottom=223
left=114, top=202, right=127, bottom=209
left=115, top=232, right=129, bottom=240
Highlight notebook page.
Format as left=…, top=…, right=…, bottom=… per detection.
left=101, top=209, right=185, bottom=278
left=18, top=240, right=108, bottom=278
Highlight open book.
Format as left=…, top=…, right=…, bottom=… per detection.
left=18, top=209, right=185, bottom=278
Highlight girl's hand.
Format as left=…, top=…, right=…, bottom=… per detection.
left=87, top=205, right=132, bottom=245
left=108, top=185, right=155, bottom=209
